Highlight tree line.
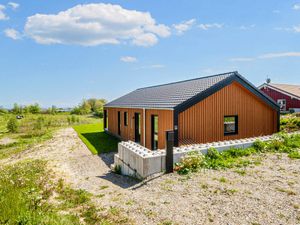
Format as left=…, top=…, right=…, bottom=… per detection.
left=0, top=98, right=107, bottom=117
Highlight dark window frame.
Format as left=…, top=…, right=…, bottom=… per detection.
left=134, top=113, right=141, bottom=143
left=117, top=111, right=121, bottom=135
left=151, top=115, right=159, bottom=150
left=124, top=112, right=128, bottom=126
left=224, top=115, right=238, bottom=136
left=104, top=110, right=107, bottom=129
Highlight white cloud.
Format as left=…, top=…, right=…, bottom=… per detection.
left=24, top=3, right=171, bottom=47
left=258, top=52, right=300, bottom=59
left=134, top=64, right=165, bottom=70
left=120, top=56, right=137, bottom=63
left=293, top=3, right=300, bottom=10
left=230, top=52, right=300, bottom=62
left=198, top=23, right=223, bottom=30
left=173, top=19, right=196, bottom=35
left=4, top=28, right=22, bottom=40
left=275, top=25, right=300, bottom=33
left=8, top=2, right=19, bottom=10
left=239, top=24, right=255, bottom=30
left=293, top=25, right=300, bottom=32
left=0, top=5, right=9, bottom=20
left=229, top=57, right=255, bottom=62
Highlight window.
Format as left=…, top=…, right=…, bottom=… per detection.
left=124, top=112, right=128, bottom=126
left=277, top=99, right=286, bottom=111
left=224, top=116, right=238, bottom=135
left=104, top=110, right=107, bottom=129
left=134, top=113, right=141, bottom=143
left=151, top=115, right=159, bottom=150
left=118, top=111, right=121, bottom=135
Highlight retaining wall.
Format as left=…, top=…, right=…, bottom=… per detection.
left=112, top=134, right=295, bottom=179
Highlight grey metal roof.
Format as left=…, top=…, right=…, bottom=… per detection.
left=105, top=71, right=236, bottom=109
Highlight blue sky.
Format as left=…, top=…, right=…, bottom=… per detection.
left=0, top=0, right=300, bottom=108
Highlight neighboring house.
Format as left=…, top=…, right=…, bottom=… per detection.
left=104, top=71, right=279, bottom=150
left=259, top=83, right=300, bottom=113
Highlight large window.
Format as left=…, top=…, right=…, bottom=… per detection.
left=118, top=111, right=121, bottom=135
left=104, top=110, right=107, bottom=129
left=124, top=112, right=128, bottom=126
left=224, top=115, right=238, bottom=135
left=134, top=113, right=141, bottom=143
left=151, top=115, right=159, bottom=150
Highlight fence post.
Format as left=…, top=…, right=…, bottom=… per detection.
left=165, top=130, right=174, bottom=173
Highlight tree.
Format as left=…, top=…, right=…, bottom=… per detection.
left=12, top=103, right=22, bottom=114
left=28, top=103, right=41, bottom=114
left=47, top=105, right=57, bottom=115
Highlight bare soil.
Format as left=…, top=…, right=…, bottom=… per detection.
left=2, top=128, right=300, bottom=225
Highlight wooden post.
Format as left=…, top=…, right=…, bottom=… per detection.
left=165, top=130, right=174, bottom=173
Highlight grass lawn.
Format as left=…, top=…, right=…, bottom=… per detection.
left=73, top=122, right=119, bottom=154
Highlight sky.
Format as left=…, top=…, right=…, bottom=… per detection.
left=0, top=0, right=300, bottom=108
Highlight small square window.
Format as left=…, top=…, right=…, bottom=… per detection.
left=224, top=116, right=238, bottom=135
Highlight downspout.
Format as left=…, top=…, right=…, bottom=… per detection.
left=143, top=108, right=146, bottom=147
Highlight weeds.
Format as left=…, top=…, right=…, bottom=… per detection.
left=175, top=133, right=300, bottom=175
left=0, top=160, right=131, bottom=225
left=174, top=151, right=204, bottom=175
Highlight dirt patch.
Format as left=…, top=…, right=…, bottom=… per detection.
left=2, top=128, right=300, bottom=224
left=0, top=137, right=16, bottom=145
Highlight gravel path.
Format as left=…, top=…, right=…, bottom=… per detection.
left=2, top=128, right=300, bottom=225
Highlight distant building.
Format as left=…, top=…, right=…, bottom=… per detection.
left=259, top=83, right=300, bottom=113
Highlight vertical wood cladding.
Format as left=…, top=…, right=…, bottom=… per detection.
left=104, top=107, right=173, bottom=149
left=178, top=81, right=278, bottom=145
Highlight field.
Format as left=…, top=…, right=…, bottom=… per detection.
left=0, top=113, right=100, bottom=159
left=0, top=113, right=300, bottom=224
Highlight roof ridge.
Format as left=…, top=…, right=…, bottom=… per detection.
left=136, top=71, right=238, bottom=90
left=269, top=83, right=300, bottom=86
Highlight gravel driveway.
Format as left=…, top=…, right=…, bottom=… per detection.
left=2, top=128, right=300, bottom=225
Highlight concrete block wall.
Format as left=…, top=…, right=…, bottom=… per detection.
left=113, top=132, right=299, bottom=179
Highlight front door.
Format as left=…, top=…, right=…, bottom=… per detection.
left=134, top=113, right=141, bottom=143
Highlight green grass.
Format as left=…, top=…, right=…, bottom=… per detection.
left=73, top=122, right=119, bottom=154
left=0, top=160, right=131, bottom=225
left=0, top=113, right=100, bottom=159
left=0, top=160, right=80, bottom=224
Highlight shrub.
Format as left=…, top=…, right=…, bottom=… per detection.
left=0, top=107, right=8, bottom=114
left=253, top=140, right=266, bottom=152
left=34, top=116, right=45, bottom=130
left=71, top=115, right=77, bottom=124
left=175, top=151, right=204, bottom=175
left=288, top=151, right=300, bottom=159
left=206, top=148, right=220, bottom=159
left=7, top=117, right=19, bottom=133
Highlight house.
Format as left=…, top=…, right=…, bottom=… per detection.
left=259, top=82, right=300, bottom=113
left=104, top=71, right=279, bottom=150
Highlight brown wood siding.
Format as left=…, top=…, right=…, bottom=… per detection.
left=178, top=81, right=278, bottom=145
left=104, top=107, right=173, bottom=149
left=145, top=109, right=173, bottom=149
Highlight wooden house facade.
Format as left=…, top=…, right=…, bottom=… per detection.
left=104, top=72, right=280, bottom=150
